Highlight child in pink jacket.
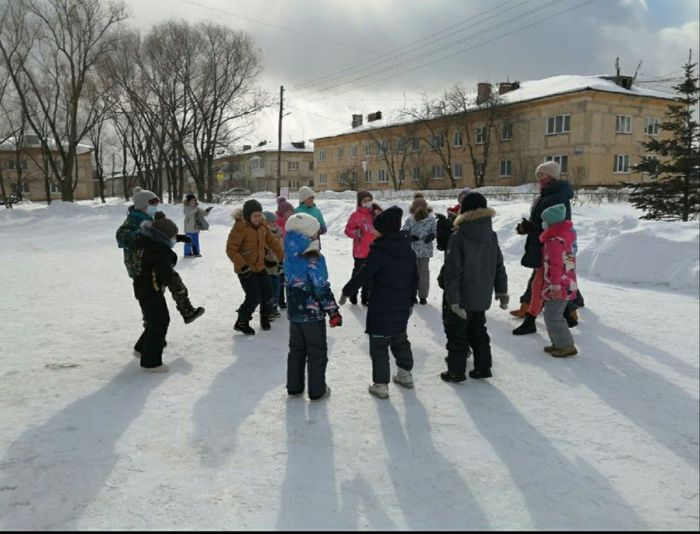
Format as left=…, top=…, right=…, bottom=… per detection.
left=344, top=190, right=378, bottom=305
left=540, top=203, right=578, bottom=357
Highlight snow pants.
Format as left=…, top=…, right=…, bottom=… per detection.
left=544, top=300, right=575, bottom=348
left=287, top=320, right=328, bottom=400
left=416, top=257, right=430, bottom=300
left=237, top=271, right=273, bottom=321
left=184, top=232, right=200, bottom=256
left=368, top=332, right=413, bottom=385
left=347, top=257, right=370, bottom=302
left=444, top=310, right=492, bottom=376
left=135, top=292, right=170, bottom=368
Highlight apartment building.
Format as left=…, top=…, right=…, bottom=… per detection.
left=312, top=74, right=674, bottom=191
left=0, top=135, right=94, bottom=200
left=214, top=141, right=315, bottom=193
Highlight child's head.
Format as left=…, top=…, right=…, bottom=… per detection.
left=152, top=216, right=179, bottom=247
left=185, top=193, right=197, bottom=205
left=286, top=213, right=321, bottom=254
left=541, top=203, right=567, bottom=228
left=460, top=192, right=487, bottom=214
left=243, top=199, right=263, bottom=226
left=373, top=205, right=402, bottom=236
left=410, top=197, right=432, bottom=221
left=133, top=188, right=159, bottom=214
left=372, top=203, right=383, bottom=217
left=357, top=190, right=373, bottom=209
left=298, top=186, right=316, bottom=208
left=457, top=187, right=473, bottom=204
left=262, top=210, right=277, bottom=227
left=413, top=191, right=425, bottom=200
left=276, top=197, right=295, bottom=219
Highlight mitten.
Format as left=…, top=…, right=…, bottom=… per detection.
left=410, top=235, right=420, bottom=242
left=495, top=293, right=510, bottom=310
left=450, top=303, right=467, bottom=320
left=239, top=265, right=253, bottom=279
left=338, top=293, right=348, bottom=305
left=517, top=218, right=537, bottom=234
left=264, top=258, right=278, bottom=268
left=423, top=232, right=435, bottom=244
left=176, top=234, right=193, bottom=244
left=329, top=312, right=343, bottom=328
left=205, top=206, right=213, bottom=213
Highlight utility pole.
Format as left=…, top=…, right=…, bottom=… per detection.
left=110, top=152, right=115, bottom=196
left=276, top=85, right=283, bottom=197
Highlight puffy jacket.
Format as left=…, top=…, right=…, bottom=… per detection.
left=521, top=179, right=574, bottom=268
left=283, top=231, right=339, bottom=323
left=225, top=209, right=284, bottom=273
left=183, top=203, right=209, bottom=233
left=540, top=220, right=578, bottom=301
left=344, top=206, right=378, bottom=259
left=295, top=203, right=327, bottom=234
left=402, top=214, right=437, bottom=259
left=443, top=207, right=508, bottom=312
left=116, top=206, right=152, bottom=279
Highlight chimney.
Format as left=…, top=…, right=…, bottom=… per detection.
left=352, top=114, right=363, bottom=128
left=367, top=111, right=382, bottom=122
left=498, top=81, right=520, bottom=95
left=291, top=141, right=305, bottom=149
left=476, top=83, right=492, bottom=104
left=601, top=74, right=633, bottom=90
left=243, top=144, right=251, bottom=151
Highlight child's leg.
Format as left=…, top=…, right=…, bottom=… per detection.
left=184, top=235, right=193, bottom=256
left=138, top=293, right=170, bottom=368
left=305, top=321, right=329, bottom=400
left=287, top=322, right=307, bottom=395
left=466, top=311, right=492, bottom=372
left=258, top=273, right=273, bottom=317
left=528, top=268, right=545, bottom=317
left=417, top=257, right=430, bottom=299
left=389, top=332, right=413, bottom=372
left=237, top=272, right=262, bottom=321
left=269, top=275, right=280, bottom=309
left=543, top=300, right=574, bottom=347
left=191, top=233, right=200, bottom=255
left=369, top=335, right=391, bottom=384
left=444, top=308, right=470, bottom=376
left=278, top=273, right=287, bottom=307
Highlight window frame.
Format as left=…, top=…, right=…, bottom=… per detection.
left=544, top=155, right=569, bottom=175
left=615, top=115, right=632, bottom=134
left=545, top=114, right=571, bottom=135
left=499, top=159, right=512, bottom=177
left=644, top=117, right=660, bottom=136
left=501, top=122, right=513, bottom=141
left=613, top=154, right=630, bottom=174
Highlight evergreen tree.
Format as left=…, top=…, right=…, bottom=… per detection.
left=628, top=57, right=700, bottom=221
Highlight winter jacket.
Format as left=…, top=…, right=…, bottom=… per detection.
left=435, top=211, right=457, bottom=252
left=344, top=206, right=378, bottom=259
left=183, top=203, right=209, bottom=233
left=295, top=203, right=327, bottom=234
left=540, top=220, right=578, bottom=301
left=264, top=225, right=283, bottom=276
left=116, top=206, right=152, bottom=279
left=276, top=213, right=290, bottom=237
left=342, top=231, right=418, bottom=336
left=283, top=231, right=339, bottom=323
left=402, top=214, right=437, bottom=258
left=225, top=209, right=284, bottom=274
left=443, top=207, right=508, bottom=312
left=521, top=179, right=573, bottom=268
left=132, top=221, right=189, bottom=302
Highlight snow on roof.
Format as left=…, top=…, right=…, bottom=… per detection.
left=0, top=136, right=94, bottom=154
left=221, top=141, right=314, bottom=157
left=313, top=74, right=676, bottom=141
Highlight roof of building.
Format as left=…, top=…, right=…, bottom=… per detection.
left=0, top=136, right=94, bottom=154
left=312, top=73, right=676, bottom=141
left=219, top=141, right=314, bottom=158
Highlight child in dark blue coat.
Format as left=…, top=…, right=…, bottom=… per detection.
left=339, top=206, right=418, bottom=399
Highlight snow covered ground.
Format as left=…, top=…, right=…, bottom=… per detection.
left=0, top=194, right=698, bottom=531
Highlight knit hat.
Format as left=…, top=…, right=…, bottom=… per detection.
left=357, top=190, right=373, bottom=206
left=536, top=161, right=561, bottom=180
left=262, top=210, right=276, bottom=224
left=541, top=203, right=567, bottom=226
left=373, top=205, right=402, bottom=235
left=152, top=217, right=178, bottom=238
left=410, top=197, right=428, bottom=213
left=185, top=193, right=196, bottom=202
left=461, top=192, right=487, bottom=213
left=276, top=198, right=295, bottom=217
left=133, top=189, right=158, bottom=210
left=285, top=212, right=320, bottom=237
left=457, top=187, right=473, bottom=203
left=413, top=192, right=425, bottom=199
left=242, top=199, right=263, bottom=222
left=298, top=186, right=315, bottom=204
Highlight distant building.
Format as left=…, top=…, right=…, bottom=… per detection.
left=0, top=135, right=94, bottom=200
left=312, top=74, right=674, bottom=191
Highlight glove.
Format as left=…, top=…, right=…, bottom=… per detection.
left=154, top=211, right=166, bottom=220
left=410, top=235, right=420, bottom=242
left=423, top=232, right=435, bottom=244
left=239, top=265, right=253, bottom=279
left=450, top=303, right=467, bottom=320
left=495, top=293, right=510, bottom=310
left=516, top=218, right=537, bottom=235
left=435, top=213, right=446, bottom=221
left=329, top=312, right=343, bottom=328
left=338, top=293, right=348, bottom=305
left=205, top=206, right=213, bottom=213
left=176, top=234, right=193, bottom=244
left=263, top=258, right=278, bottom=268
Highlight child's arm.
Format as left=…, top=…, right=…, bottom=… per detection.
left=342, top=248, right=380, bottom=296
left=493, top=234, right=508, bottom=296
left=116, top=219, right=138, bottom=249
left=443, top=234, right=464, bottom=307
left=317, top=210, right=327, bottom=235
left=307, top=255, right=339, bottom=315
left=344, top=212, right=359, bottom=239
left=225, top=228, right=247, bottom=270
left=544, top=238, right=566, bottom=291
left=264, top=228, right=285, bottom=262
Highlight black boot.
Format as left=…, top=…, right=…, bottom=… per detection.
left=234, top=319, right=255, bottom=335
left=260, top=315, right=271, bottom=331
left=349, top=295, right=358, bottom=305
left=512, top=313, right=537, bottom=335
left=440, top=371, right=467, bottom=383
left=469, top=368, right=492, bottom=379
left=183, top=306, right=205, bottom=324
left=564, top=307, right=578, bottom=328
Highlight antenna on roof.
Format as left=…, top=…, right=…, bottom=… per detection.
left=615, top=57, right=620, bottom=77
left=632, top=60, right=642, bottom=84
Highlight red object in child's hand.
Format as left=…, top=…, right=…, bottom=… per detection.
left=329, top=313, right=343, bottom=328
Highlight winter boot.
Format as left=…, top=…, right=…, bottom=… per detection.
left=440, top=371, right=467, bottom=383
left=269, top=307, right=281, bottom=320
left=361, top=297, right=369, bottom=307
left=543, top=345, right=556, bottom=353
left=512, top=313, right=537, bottom=335
left=183, top=306, right=205, bottom=324
left=419, top=298, right=428, bottom=305
left=234, top=319, right=255, bottom=335
left=550, top=345, right=578, bottom=358
left=141, top=364, right=169, bottom=373
left=310, top=386, right=331, bottom=402
left=133, top=349, right=141, bottom=358
left=509, top=301, right=529, bottom=318
left=392, top=368, right=414, bottom=389
left=260, top=315, right=271, bottom=331
left=349, top=295, right=358, bottom=305
left=368, top=383, right=389, bottom=399
left=469, top=368, right=492, bottom=379
left=564, top=308, right=579, bottom=328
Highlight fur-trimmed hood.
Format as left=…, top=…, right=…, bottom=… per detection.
left=453, top=207, right=496, bottom=227
left=452, top=207, right=496, bottom=243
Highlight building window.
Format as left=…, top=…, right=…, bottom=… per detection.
left=49, top=181, right=61, bottom=193
left=545, top=155, right=569, bottom=174
left=432, top=133, right=446, bottom=149
left=251, top=158, right=261, bottom=170
left=375, top=140, right=388, bottom=155
left=431, top=165, right=443, bottom=179
left=365, top=170, right=372, bottom=183
left=475, top=127, right=486, bottom=144
left=8, top=159, right=28, bottom=170
left=319, top=173, right=327, bottom=184
left=378, top=169, right=388, bottom=183
left=319, top=150, right=326, bottom=162
left=351, top=145, right=357, bottom=158
left=476, top=161, right=484, bottom=177
left=499, top=160, right=512, bottom=177
left=616, top=115, right=632, bottom=134
left=644, top=117, right=660, bottom=135
left=308, top=161, right=314, bottom=171
left=501, top=123, right=513, bottom=141
left=452, top=163, right=463, bottom=179
left=11, top=181, right=31, bottom=194
left=546, top=114, right=571, bottom=135
left=412, top=167, right=420, bottom=181
left=365, top=144, right=371, bottom=157
left=351, top=170, right=357, bottom=183
left=399, top=169, right=405, bottom=182
left=288, top=161, right=299, bottom=171
left=614, top=154, right=630, bottom=173
left=336, top=171, right=344, bottom=184
left=337, top=147, right=344, bottom=160
left=411, top=138, right=420, bottom=151
left=453, top=131, right=463, bottom=147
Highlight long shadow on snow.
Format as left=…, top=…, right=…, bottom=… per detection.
left=0, top=359, right=190, bottom=530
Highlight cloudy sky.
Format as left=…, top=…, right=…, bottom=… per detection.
left=123, top=0, right=699, bottom=145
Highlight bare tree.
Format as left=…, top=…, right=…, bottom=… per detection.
left=368, top=124, right=412, bottom=191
